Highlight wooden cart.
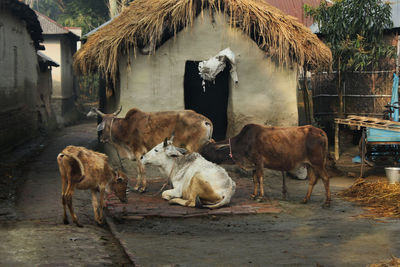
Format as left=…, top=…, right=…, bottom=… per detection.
left=334, top=115, right=400, bottom=177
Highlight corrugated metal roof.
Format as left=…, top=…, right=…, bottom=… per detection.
left=37, top=51, right=59, bottom=67
left=264, top=0, right=322, bottom=27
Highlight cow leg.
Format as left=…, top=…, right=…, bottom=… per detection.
left=169, top=198, right=193, bottom=207
left=91, top=189, right=101, bottom=225
left=253, top=162, right=265, bottom=201
left=98, top=188, right=106, bottom=223
left=182, top=174, right=222, bottom=207
left=65, top=182, right=82, bottom=227
left=281, top=171, right=288, bottom=200
left=303, top=166, right=318, bottom=204
left=134, top=153, right=146, bottom=192
left=161, top=188, right=181, bottom=201
left=320, top=168, right=331, bottom=207
left=58, top=162, right=69, bottom=225
left=251, top=170, right=259, bottom=199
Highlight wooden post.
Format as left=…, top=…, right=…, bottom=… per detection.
left=334, top=123, right=339, bottom=160
left=360, top=128, right=366, bottom=178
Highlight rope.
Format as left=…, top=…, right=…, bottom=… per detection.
left=152, top=159, right=175, bottom=196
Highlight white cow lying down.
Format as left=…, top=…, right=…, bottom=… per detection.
left=141, top=138, right=236, bottom=208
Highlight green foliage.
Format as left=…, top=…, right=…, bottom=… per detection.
left=57, top=0, right=109, bottom=34
left=31, top=0, right=109, bottom=35
left=305, top=0, right=395, bottom=71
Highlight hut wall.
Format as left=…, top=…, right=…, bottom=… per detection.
left=0, top=10, right=39, bottom=151
left=118, top=12, right=298, bottom=137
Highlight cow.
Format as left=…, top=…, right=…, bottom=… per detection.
left=200, top=124, right=331, bottom=207
left=140, top=138, right=236, bottom=208
left=87, top=107, right=213, bottom=193
left=57, top=145, right=128, bottom=227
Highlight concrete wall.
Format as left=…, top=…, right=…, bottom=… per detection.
left=0, top=10, right=39, bottom=151
left=37, top=67, right=57, bottom=132
left=119, top=12, right=298, bottom=137
left=42, top=35, right=78, bottom=125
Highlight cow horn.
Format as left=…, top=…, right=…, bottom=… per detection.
left=170, top=132, right=175, bottom=142
left=113, top=106, right=122, bottom=116
left=163, top=137, right=168, bottom=148
left=88, top=107, right=106, bottom=118
left=215, top=144, right=229, bottom=150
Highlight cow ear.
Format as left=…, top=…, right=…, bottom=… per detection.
left=97, top=121, right=105, bottom=132
left=163, top=137, right=168, bottom=148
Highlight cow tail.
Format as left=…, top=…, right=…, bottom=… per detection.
left=62, top=152, right=86, bottom=179
left=204, top=180, right=236, bottom=209
left=204, top=121, right=213, bottom=140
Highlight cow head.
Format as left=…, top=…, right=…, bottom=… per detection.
left=141, top=137, right=185, bottom=167
left=87, top=106, right=122, bottom=143
left=109, top=169, right=128, bottom=203
left=200, top=139, right=233, bottom=164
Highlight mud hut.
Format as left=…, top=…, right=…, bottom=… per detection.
left=74, top=0, right=331, bottom=140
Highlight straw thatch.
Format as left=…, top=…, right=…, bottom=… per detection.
left=339, top=178, right=400, bottom=218
left=367, top=256, right=400, bottom=267
left=74, top=0, right=332, bottom=82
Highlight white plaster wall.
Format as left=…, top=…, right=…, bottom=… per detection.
left=119, top=12, right=298, bottom=136
left=41, top=38, right=61, bottom=97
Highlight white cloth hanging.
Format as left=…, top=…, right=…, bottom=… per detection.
left=198, top=48, right=238, bottom=91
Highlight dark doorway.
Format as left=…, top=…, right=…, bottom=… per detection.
left=184, top=61, right=230, bottom=141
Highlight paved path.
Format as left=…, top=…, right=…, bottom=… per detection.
left=107, top=177, right=281, bottom=219
left=0, top=122, right=132, bottom=266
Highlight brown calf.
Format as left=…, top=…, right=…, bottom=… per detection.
left=57, top=145, right=128, bottom=227
left=200, top=124, right=331, bottom=206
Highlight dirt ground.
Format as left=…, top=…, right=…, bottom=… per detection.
left=0, top=122, right=132, bottom=266
left=1, top=122, right=400, bottom=266
left=109, top=134, right=400, bottom=266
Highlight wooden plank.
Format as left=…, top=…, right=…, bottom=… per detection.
left=335, top=117, right=400, bottom=132
left=335, top=123, right=339, bottom=160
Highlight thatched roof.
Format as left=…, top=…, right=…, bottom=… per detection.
left=74, top=0, right=332, bottom=81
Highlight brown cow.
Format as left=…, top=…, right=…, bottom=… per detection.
left=87, top=107, right=213, bottom=192
left=200, top=124, right=331, bottom=207
left=57, top=145, right=128, bottom=227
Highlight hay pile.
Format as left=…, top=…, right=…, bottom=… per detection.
left=367, top=256, right=400, bottom=267
left=339, top=178, right=400, bottom=218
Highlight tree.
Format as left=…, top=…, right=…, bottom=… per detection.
left=305, top=0, right=394, bottom=72
left=58, top=0, right=109, bottom=34
left=305, top=0, right=395, bottom=117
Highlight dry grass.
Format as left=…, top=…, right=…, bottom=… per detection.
left=74, top=0, right=332, bottom=82
left=367, top=256, right=400, bottom=267
left=339, top=178, right=400, bottom=218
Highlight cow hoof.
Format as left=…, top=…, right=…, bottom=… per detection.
left=138, top=187, right=147, bottom=193
left=256, top=196, right=265, bottom=202
left=250, top=194, right=257, bottom=200
left=74, top=221, right=84, bottom=228
left=322, top=202, right=331, bottom=208
left=96, top=220, right=104, bottom=226
left=302, top=198, right=308, bottom=204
